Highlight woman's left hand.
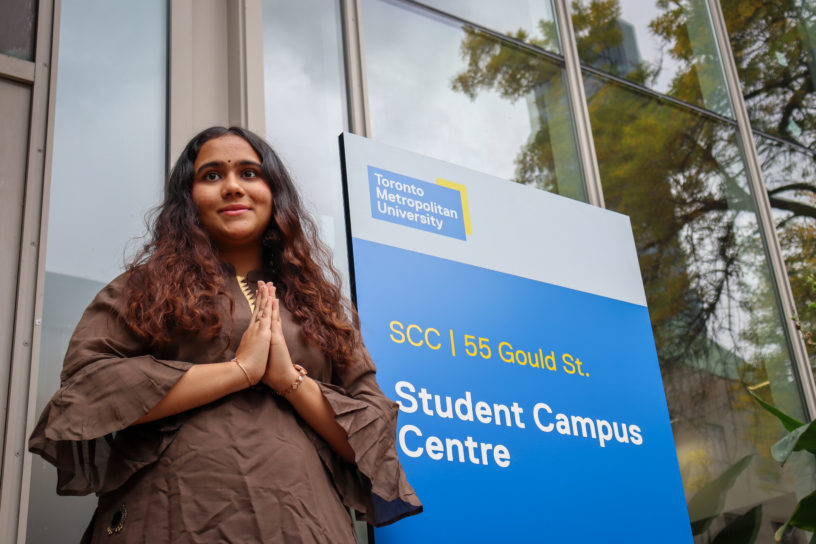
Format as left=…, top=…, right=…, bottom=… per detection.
left=259, top=281, right=300, bottom=392
left=256, top=282, right=355, bottom=461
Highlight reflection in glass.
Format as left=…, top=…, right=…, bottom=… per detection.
left=0, top=0, right=37, bottom=61
left=363, top=0, right=585, bottom=201
left=28, top=2, right=167, bottom=543
left=720, top=0, right=816, bottom=385
left=583, top=73, right=815, bottom=543
left=262, top=0, right=349, bottom=283
left=570, top=0, right=731, bottom=117
left=721, top=0, right=816, bottom=149
left=411, top=0, right=561, bottom=54
left=756, top=135, right=816, bottom=365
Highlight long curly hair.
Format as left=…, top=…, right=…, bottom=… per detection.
left=124, top=126, right=359, bottom=367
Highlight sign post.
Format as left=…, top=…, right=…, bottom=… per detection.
left=340, top=133, right=692, bottom=542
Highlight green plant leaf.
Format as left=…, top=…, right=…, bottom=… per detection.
left=749, top=390, right=804, bottom=432
left=687, top=455, right=753, bottom=535
left=775, top=488, right=816, bottom=541
left=771, top=420, right=816, bottom=465
left=710, top=504, right=762, bottom=544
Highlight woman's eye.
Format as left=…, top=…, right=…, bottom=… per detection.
left=204, top=171, right=220, bottom=181
left=242, top=169, right=258, bottom=178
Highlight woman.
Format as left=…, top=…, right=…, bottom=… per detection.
left=29, top=126, right=422, bottom=542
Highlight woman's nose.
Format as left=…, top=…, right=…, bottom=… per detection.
left=221, top=172, right=244, bottom=197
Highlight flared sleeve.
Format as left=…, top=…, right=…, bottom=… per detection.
left=28, top=275, right=193, bottom=496
left=310, top=344, right=423, bottom=527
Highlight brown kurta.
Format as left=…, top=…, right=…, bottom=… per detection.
left=29, top=270, right=421, bottom=543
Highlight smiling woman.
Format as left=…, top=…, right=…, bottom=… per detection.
left=191, top=134, right=273, bottom=267
left=28, top=126, right=422, bottom=542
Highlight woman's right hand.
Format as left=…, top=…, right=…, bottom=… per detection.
left=233, top=281, right=274, bottom=385
left=131, top=282, right=275, bottom=424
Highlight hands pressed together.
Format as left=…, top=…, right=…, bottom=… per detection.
left=133, top=280, right=354, bottom=460
left=232, top=282, right=355, bottom=460
left=234, top=281, right=301, bottom=393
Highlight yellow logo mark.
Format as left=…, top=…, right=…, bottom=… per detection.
left=436, top=178, right=472, bottom=235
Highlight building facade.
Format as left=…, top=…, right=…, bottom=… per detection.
left=2, top=0, right=815, bottom=542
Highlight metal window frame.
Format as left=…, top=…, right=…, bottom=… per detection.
left=168, top=0, right=265, bottom=161
left=0, top=54, right=36, bottom=84
left=0, top=0, right=59, bottom=542
left=553, top=0, right=604, bottom=207
left=340, top=0, right=370, bottom=136
left=706, top=0, right=816, bottom=418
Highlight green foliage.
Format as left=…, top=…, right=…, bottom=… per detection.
left=774, top=489, right=816, bottom=539
left=771, top=420, right=816, bottom=465
left=751, top=390, right=805, bottom=432
left=685, top=457, right=766, bottom=543
left=687, top=455, right=753, bottom=535
left=751, top=391, right=816, bottom=540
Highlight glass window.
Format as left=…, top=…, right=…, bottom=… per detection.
left=413, top=0, right=561, bottom=54
left=262, top=0, right=350, bottom=283
left=571, top=0, right=732, bottom=117
left=720, top=0, right=816, bottom=369
left=0, top=0, right=37, bottom=61
left=362, top=0, right=586, bottom=201
left=756, top=135, right=816, bottom=365
left=584, top=72, right=816, bottom=542
left=27, top=2, right=167, bottom=542
left=721, top=0, right=816, bottom=148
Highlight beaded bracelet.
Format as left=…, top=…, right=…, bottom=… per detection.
left=276, top=363, right=308, bottom=396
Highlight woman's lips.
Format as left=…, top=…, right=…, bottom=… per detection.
left=220, top=205, right=249, bottom=216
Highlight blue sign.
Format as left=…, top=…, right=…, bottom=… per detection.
left=340, top=133, right=691, bottom=542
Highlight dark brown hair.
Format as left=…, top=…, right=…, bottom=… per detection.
left=125, top=126, right=359, bottom=366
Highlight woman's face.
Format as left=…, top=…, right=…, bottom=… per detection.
left=192, top=134, right=273, bottom=251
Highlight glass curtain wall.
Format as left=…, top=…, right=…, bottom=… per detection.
left=570, top=0, right=815, bottom=542
left=361, top=0, right=586, bottom=201
left=720, top=0, right=816, bottom=369
left=27, top=2, right=167, bottom=542
left=571, top=0, right=732, bottom=116
left=582, top=72, right=810, bottom=543
left=407, top=0, right=562, bottom=53
left=261, top=0, right=351, bottom=284
left=755, top=137, right=816, bottom=362
left=350, top=0, right=816, bottom=542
